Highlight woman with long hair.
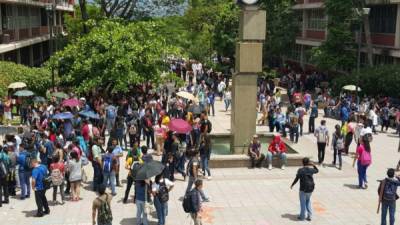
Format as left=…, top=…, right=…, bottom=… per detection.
left=353, top=135, right=372, bottom=189
left=68, top=151, right=82, bottom=201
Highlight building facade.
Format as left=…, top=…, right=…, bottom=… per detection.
left=289, top=0, right=400, bottom=70
left=0, top=0, right=74, bottom=67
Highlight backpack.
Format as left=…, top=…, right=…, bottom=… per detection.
left=360, top=148, right=371, bottom=166
left=51, top=167, right=64, bottom=186
left=206, top=121, right=212, bottom=133
left=130, top=162, right=142, bottom=180
left=43, top=174, right=52, bottom=190
left=129, top=125, right=137, bottom=135
left=158, top=181, right=169, bottom=203
left=317, top=127, right=327, bottom=143
left=302, top=174, right=315, bottom=193
left=182, top=191, right=194, bottom=213
left=97, top=195, right=113, bottom=224
left=0, top=160, right=8, bottom=179
left=106, top=107, right=116, bottom=119
left=24, top=153, right=34, bottom=170
left=335, top=134, right=345, bottom=150
left=290, top=114, right=299, bottom=127
left=103, top=154, right=113, bottom=173
left=379, top=179, right=399, bottom=201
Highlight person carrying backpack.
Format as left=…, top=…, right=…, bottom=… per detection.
left=0, top=146, right=11, bottom=207
left=332, top=125, right=344, bottom=170
left=353, top=135, right=372, bottom=189
left=16, top=143, right=32, bottom=200
left=185, top=150, right=209, bottom=202
left=123, top=145, right=143, bottom=204
left=290, top=157, right=319, bottom=221
left=308, top=102, right=318, bottom=133
left=92, top=184, right=113, bottom=225
left=378, top=168, right=400, bottom=225
left=50, top=155, right=65, bottom=205
left=152, top=173, right=174, bottom=225
left=184, top=179, right=204, bottom=225
left=314, top=120, right=329, bottom=165
left=102, top=147, right=117, bottom=196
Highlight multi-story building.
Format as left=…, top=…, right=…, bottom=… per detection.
left=288, top=0, right=400, bottom=71
left=0, top=0, right=74, bottom=67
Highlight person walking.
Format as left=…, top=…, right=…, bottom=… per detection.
left=102, top=147, right=117, bottom=196
left=332, top=124, right=344, bottom=170
left=223, top=88, right=231, bottom=112
left=309, top=102, right=318, bottom=133
left=189, top=179, right=204, bottom=225
left=0, top=146, right=10, bottom=206
left=111, top=138, right=123, bottom=187
left=185, top=150, right=209, bottom=202
left=378, top=168, right=400, bottom=225
left=290, top=157, right=319, bottom=221
left=135, top=180, right=150, bottom=225
left=314, top=120, right=329, bottom=165
left=199, top=134, right=211, bottom=179
left=91, top=137, right=104, bottom=192
left=31, top=158, right=50, bottom=217
left=123, top=146, right=142, bottom=204
left=152, top=173, right=174, bottom=225
left=16, top=143, right=32, bottom=200
left=68, top=151, right=82, bottom=201
left=353, top=135, right=372, bottom=189
left=92, top=184, right=113, bottom=225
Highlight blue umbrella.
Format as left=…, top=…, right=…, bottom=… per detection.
left=79, top=110, right=100, bottom=120
left=52, top=112, right=74, bottom=120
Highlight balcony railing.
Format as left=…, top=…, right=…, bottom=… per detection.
left=0, top=26, right=61, bottom=44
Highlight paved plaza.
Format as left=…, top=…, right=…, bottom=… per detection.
left=2, top=100, right=400, bottom=225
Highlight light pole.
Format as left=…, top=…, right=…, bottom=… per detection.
left=46, top=3, right=56, bottom=91
left=355, top=7, right=370, bottom=105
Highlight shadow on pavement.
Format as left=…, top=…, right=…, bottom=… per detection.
left=120, top=218, right=157, bottom=225
left=281, top=213, right=299, bottom=221
left=343, top=184, right=360, bottom=189
left=22, top=209, right=37, bottom=217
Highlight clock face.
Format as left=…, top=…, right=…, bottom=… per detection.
left=242, top=0, right=258, bottom=4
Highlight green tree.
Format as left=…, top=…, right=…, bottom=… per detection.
left=311, top=0, right=357, bottom=71
left=49, top=20, right=178, bottom=93
left=260, top=0, right=298, bottom=66
left=0, top=62, right=52, bottom=97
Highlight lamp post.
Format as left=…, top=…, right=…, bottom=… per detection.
left=356, top=7, right=370, bottom=105
left=46, top=3, right=56, bottom=91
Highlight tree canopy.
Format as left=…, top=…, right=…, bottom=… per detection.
left=49, top=20, right=179, bottom=93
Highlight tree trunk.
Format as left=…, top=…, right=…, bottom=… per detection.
left=78, top=0, right=89, bottom=33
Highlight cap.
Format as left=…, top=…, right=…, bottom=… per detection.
left=253, top=134, right=258, bottom=138
left=80, top=97, right=86, bottom=101
left=360, top=127, right=372, bottom=136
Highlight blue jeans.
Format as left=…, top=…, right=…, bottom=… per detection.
left=176, top=154, right=186, bottom=177
left=289, top=125, right=299, bottom=142
left=381, top=200, right=396, bottom=225
left=154, top=197, right=168, bottom=225
left=92, top=161, right=103, bottom=192
left=103, top=171, right=116, bottom=195
left=136, top=200, right=148, bottom=225
left=299, top=191, right=313, bottom=220
left=224, top=99, right=231, bottom=111
left=357, top=160, right=368, bottom=188
left=18, top=170, right=31, bottom=198
left=266, top=152, right=287, bottom=167
left=200, top=155, right=211, bottom=176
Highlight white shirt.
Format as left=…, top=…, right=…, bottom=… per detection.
left=152, top=178, right=174, bottom=192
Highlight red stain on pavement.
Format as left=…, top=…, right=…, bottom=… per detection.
left=313, top=201, right=326, bottom=214
left=199, top=206, right=222, bottom=224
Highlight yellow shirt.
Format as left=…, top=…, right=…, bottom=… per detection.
left=161, top=116, right=170, bottom=126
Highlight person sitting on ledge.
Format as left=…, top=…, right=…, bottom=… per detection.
left=248, top=135, right=265, bottom=168
left=266, top=135, right=287, bottom=170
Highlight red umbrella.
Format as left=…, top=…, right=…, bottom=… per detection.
left=62, top=99, right=80, bottom=107
left=168, top=119, right=192, bottom=134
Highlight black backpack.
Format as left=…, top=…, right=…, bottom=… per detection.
left=302, top=174, right=315, bottom=193
left=207, top=121, right=212, bottom=133
left=379, top=179, right=400, bottom=201
left=0, top=160, right=8, bottom=179
left=158, top=181, right=169, bottom=203
left=182, top=191, right=194, bottom=213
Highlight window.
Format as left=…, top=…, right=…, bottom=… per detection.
left=307, top=9, right=326, bottom=30
left=369, top=5, right=397, bottom=34
left=31, top=7, right=41, bottom=28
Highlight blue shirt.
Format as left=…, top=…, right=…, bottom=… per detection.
left=32, top=164, right=47, bottom=191
left=17, top=151, right=29, bottom=171
left=135, top=183, right=146, bottom=202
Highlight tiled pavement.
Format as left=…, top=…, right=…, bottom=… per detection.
left=2, top=100, right=400, bottom=225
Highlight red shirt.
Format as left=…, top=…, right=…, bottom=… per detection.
left=81, top=124, right=90, bottom=141
left=50, top=162, right=65, bottom=175
left=268, top=136, right=287, bottom=153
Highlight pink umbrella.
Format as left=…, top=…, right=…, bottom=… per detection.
left=62, top=98, right=80, bottom=107
left=168, top=119, right=193, bottom=134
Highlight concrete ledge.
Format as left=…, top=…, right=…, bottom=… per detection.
left=209, top=154, right=306, bottom=168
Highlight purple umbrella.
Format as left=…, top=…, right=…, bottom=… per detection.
left=168, top=119, right=193, bottom=134
left=62, top=99, right=80, bottom=107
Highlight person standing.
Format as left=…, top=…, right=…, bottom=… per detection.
left=295, top=104, right=306, bottom=136
left=0, top=147, right=10, bottom=206
left=379, top=168, right=400, bottom=225
left=142, top=110, right=155, bottom=149
left=309, top=102, right=318, bottom=133
left=135, top=180, right=150, bottom=225
left=31, top=158, right=50, bottom=217
left=381, top=103, right=390, bottom=133
left=152, top=173, right=174, bottom=225
left=16, top=143, right=32, bottom=200
left=223, top=88, right=231, bottom=112
left=50, top=156, right=65, bottom=204
left=290, top=157, right=319, bottom=221
left=92, top=184, right=113, bottom=225
left=68, top=151, right=82, bottom=201
left=111, top=138, right=123, bottom=187
left=91, top=137, right=104, bottom=192
left=314, top=120, right=329, bottom=165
